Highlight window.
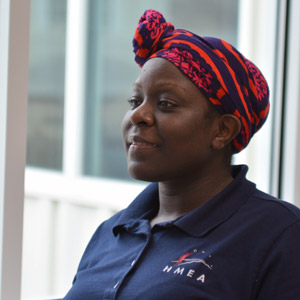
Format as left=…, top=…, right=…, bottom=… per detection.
left=2, top=0, right=300, bottom=299
left=26, top=0, right=67, bottom=170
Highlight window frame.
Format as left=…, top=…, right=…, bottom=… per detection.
left=280, top=0, right=300, bottom=205
left=0, top=0, right=30, bottom=299
left=234, top=0, right=278, bottom=194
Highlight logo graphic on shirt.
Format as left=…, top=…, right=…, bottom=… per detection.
left=162, top=249, right=213, bottom=283
left=172, top=249, right=212, bottom=270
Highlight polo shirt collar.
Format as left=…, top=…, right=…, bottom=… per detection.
left=113, top=165, right=256, bottom=237
left=112, top=182, right=159, bottom=235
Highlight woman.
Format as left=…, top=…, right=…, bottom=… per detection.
left=63, top=9, right=300, bottom=300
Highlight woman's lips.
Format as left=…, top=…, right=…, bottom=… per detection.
left=128, top=136, right=159, bottom=150
left=131, top=141, right=158, bottom=149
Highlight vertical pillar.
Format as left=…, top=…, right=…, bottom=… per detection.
left=0, top=0, right=31, bottom=299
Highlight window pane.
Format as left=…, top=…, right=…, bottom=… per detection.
left=26, top=0, right=67, bottom=170
left=83, top=0, right=239, bottom=180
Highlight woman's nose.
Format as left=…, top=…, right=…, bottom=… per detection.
left=129, top=102, right=155, bottom=126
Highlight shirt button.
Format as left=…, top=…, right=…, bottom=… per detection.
left=131, top=260, right=136, bottom=266
left=113, top=282, right=119, bottom=289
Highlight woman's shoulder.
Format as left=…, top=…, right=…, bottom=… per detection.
left=250, top=188, right=300, bottom=221
left=237, top=187, right=300, bottom=243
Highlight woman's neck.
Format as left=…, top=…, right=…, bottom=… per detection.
left=150, top=167, right=233, bottom=227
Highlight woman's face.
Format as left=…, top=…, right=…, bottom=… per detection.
left=122, top=58, right=219, bottom=182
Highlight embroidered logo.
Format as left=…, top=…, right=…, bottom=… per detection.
left=172, top=249, right=212, bottom=269
left=162, top=249, right=213, bottom=283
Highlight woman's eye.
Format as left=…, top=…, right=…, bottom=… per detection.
left=128, top=98, right=142, bottom=109
left=158, top=100, right=176, bottom=109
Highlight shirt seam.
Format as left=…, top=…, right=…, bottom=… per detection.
left=252, top=192, right=300, bottom=220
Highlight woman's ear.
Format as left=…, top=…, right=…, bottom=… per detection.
left=211, top=114, right=241, bottom=150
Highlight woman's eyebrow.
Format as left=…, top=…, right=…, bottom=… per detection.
left=132, top=80, right=188, bottom=92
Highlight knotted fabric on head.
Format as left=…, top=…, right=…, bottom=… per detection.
left=133, top=9, right=270, bottom=153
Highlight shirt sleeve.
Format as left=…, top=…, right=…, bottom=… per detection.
left=254, top=221, right=300, bottom=300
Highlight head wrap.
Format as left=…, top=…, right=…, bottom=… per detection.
left=133, top=9, right=270, bottom=153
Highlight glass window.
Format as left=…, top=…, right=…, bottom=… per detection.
left=26, top=0, right=66, bottom=170
left=26, top=0, right=238, bottom=177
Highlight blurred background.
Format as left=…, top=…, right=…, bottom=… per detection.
left=17, top=0, right=299, bottom=298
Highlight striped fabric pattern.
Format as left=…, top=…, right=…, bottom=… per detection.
left=133, top=9, right=270, bottom=153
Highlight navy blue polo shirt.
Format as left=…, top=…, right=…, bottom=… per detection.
left=63, top=165, right=300, bottom=300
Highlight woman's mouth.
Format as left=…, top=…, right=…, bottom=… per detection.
left=129, top=136, right=159, bottom=150
left=131, top=141, right=158, bottom=148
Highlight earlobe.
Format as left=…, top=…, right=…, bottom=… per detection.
left=211, top=114, right=241, bottom=150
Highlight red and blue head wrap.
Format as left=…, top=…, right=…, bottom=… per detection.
left=133, top=9, right=270, bottom=153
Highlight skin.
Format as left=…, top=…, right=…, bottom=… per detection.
left=122, top=58, right=241, bottom=226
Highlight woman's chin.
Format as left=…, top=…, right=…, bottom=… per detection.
left=127, top=164, right=162, bottom=182
left=128, top=168, right=155, bottom=182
